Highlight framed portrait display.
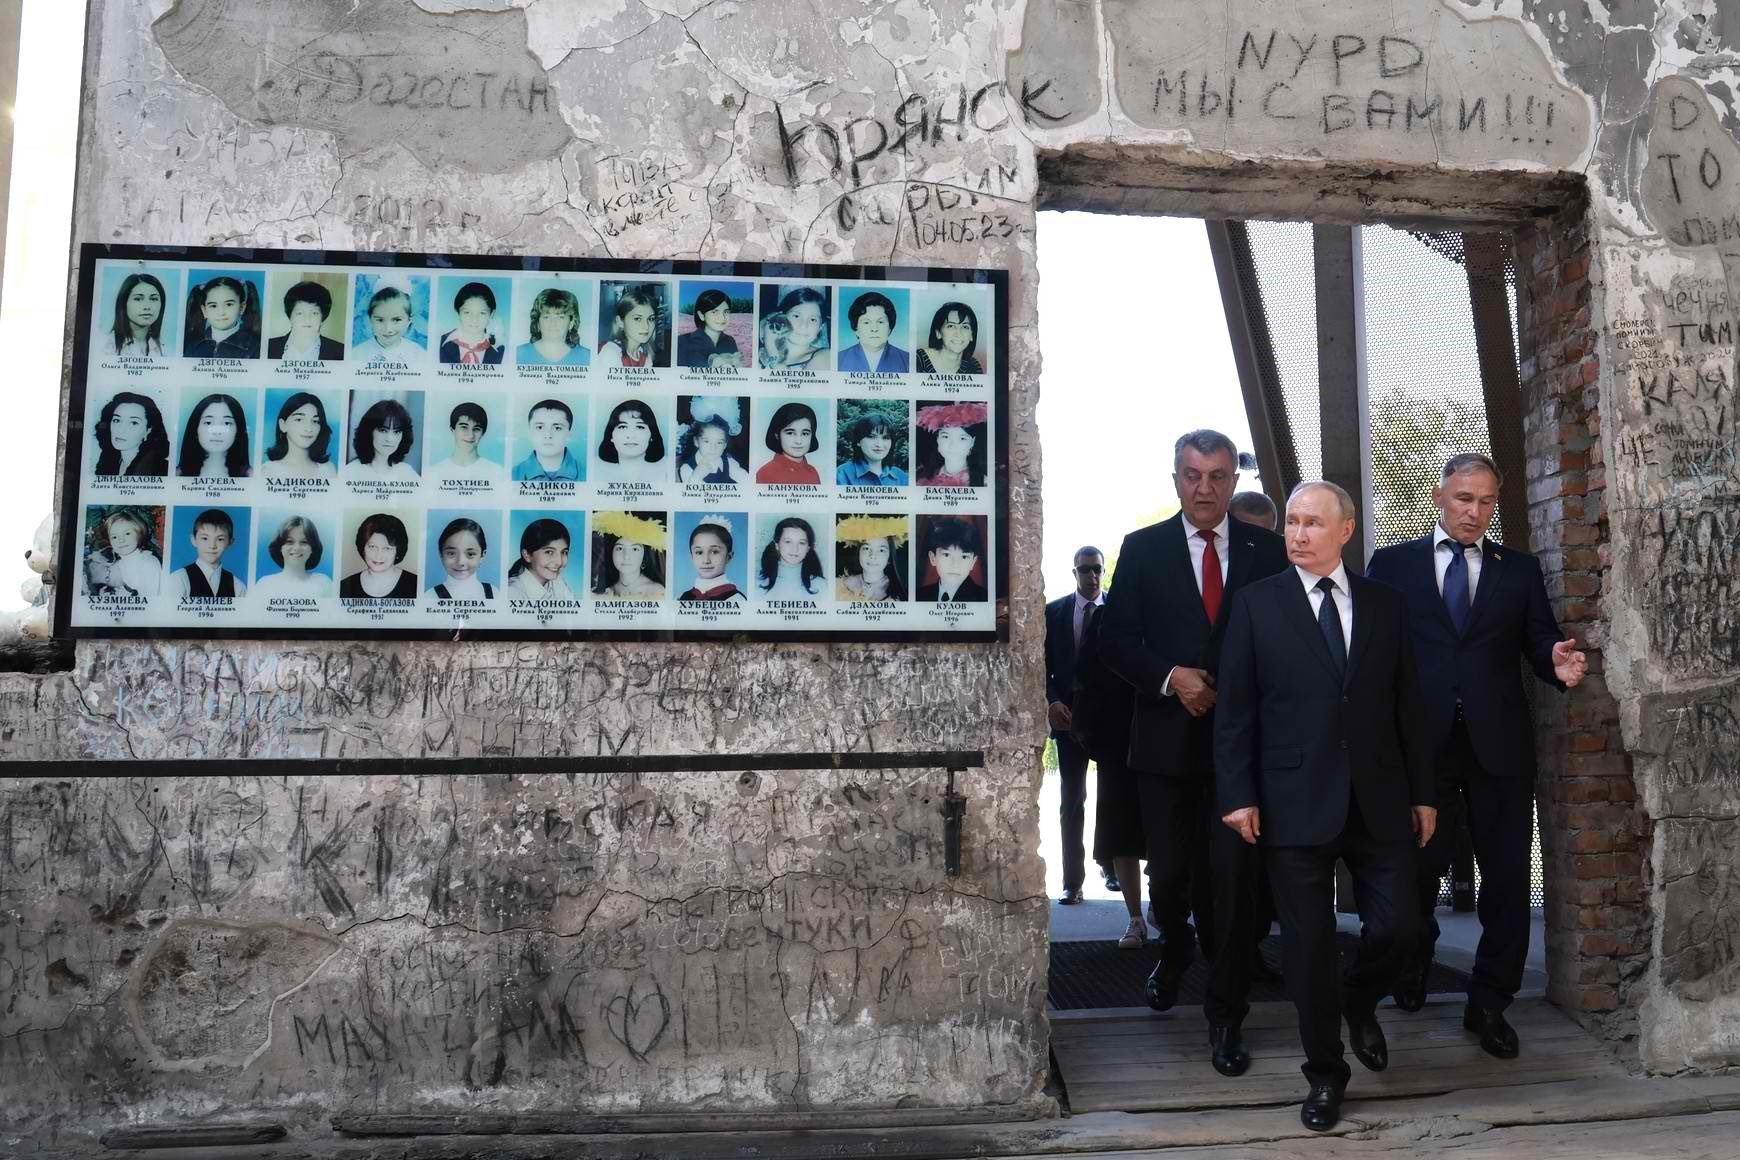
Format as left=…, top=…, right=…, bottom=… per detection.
left=58, top=244, right=1010, bottom=642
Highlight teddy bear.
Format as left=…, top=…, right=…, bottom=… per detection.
left=10, top=514, right=54, bottom=642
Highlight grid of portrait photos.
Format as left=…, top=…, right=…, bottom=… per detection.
left=61, top=247, right=1006, bottom=640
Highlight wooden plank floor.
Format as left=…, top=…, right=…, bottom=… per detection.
left=1050, top=997, right=1626, bottom=1113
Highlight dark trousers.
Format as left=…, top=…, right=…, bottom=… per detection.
left=1414, top=716, right=1535, bottom=1012
left=1136, top=775, right=1259, bottom=1026
left=1057, top=734, right=1094, bottom=892
left=1266, top=797, right=1419, bottom=1091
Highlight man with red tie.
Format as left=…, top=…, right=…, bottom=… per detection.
left=1100, top=430, right=1289, bottom=1076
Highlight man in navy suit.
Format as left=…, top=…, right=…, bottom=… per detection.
left=1216, top=480, right=1437, bottom=1131
left=1367, top=454, right=1586, bottom=1058
left=1046, top=545, right=1110, bottom=904
left=1101, top=430, right=1289, bottom=1077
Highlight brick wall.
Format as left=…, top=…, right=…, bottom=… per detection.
left=1517, top=202, right=1651, bottom=1045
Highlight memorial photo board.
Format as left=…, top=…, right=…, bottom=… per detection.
left=57, top=245, right=1009, bottom=641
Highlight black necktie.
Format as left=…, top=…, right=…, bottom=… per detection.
left=1315, top=576, right=1347, bottom=679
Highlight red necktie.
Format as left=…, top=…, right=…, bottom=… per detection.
left=1199, top=529, right=1222, bottom=623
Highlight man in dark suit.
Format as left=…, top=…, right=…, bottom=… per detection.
left=1046, top=545, right=1110, bottom=904
left=1101, top=430, right=1289, bottom=1077
left=1366, top=453, right=1586, bottom=1057
left=1216, top=480, right=1436, bottom=1131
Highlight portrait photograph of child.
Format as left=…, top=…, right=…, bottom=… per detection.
left=675, top=395, right=751, bottom=485
left=349, top=274, right=430, bottom=366
left=506, top=511, right=582, bottom=604
left=81, top=505, right=165, bottom=600
left=755, top=283, right=830, bottom=371
left=167, top=505, right=251, bottom=600
left=436, top=276, right=511, bottom=366
left=251, top=510, right=334, bottom=598
left=915, top=400, right=989, bottom=487
left=590, top=510, right=668, bottom=600
left=916, top=514, right=988, bottom=602
left=176, top=390, right=257, bottom=480
left=425, top=399, right=508, bottom=486
left=753, top=513, right=828, bottom=600
left=424, top=509, right=502, bottom=601
left=674, top=510, right=748, bottom=603
left=182, top=268, right=264, bottom=359
left=675, top=280, right=753, bottom=371
left=512, top=394, right=587, bottom=482
left=259, top=388, right=342, bottom=479
left=752, top=397, right=829, bottom=484
left=834, top=514, right=910, bottom=602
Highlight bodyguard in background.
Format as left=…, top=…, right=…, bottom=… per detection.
left=1366, top=453, right=1586, bottom=1058
left=1216, top=480, right=1436, bottom=1131
left=1100, top=430, right=1288, bottom=1077
left=1046, top=545, right=1110, bottom=904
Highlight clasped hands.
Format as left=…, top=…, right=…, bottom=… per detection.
left=1553, top=636, right=1588, bottom=688
left=1170, top=666, right=1216, bottom=717
left=1222, top=804, right=1438, bottom=847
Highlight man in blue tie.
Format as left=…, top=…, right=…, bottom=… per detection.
left=1367, top=454, right=1587, bottom=1059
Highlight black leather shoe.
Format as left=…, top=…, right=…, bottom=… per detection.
left=1209, top=1023, right=1250, bottom=1076
left=1346, top=1010, right=1389, bottom=1072
left=1103, top=873, right=1121, bottom=892
left=1059, top=887, right=1082, bottom=905
left=1300, top=1082, right=1343, bottom=1131
left=1393, top=959, right=1429, bottom=1012
left=1464, top=1003, right=1520, bottom=1059
left=1144, top=952, right=1193, bottom=1012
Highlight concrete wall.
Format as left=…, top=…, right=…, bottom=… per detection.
left=2, top=0, right=1739, bottom=1144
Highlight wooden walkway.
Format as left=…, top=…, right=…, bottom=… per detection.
left=1050, top=996, right=1626, bottom=1113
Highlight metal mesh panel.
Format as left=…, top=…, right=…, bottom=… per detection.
left=1243, top=220, right=1322, bottom=481
left=1361, top=226, right=1504, bottom=547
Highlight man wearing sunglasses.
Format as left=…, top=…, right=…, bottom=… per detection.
left=1046, top=546, right=1112, bottom=904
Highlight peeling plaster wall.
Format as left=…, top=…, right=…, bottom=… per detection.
left=2, top=0, right=1740, bottom=1141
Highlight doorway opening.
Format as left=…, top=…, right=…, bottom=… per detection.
left=1032, top=156, right=1623, bottom=1114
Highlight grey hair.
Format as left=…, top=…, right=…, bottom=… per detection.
left=1173, top=429, right=1239, bottom=469
left=1288, top=479, right=1357, bottom=521
left=1442, top=452, right=1504, bottom=487
left=1073, top=545, right=1103, bottom=564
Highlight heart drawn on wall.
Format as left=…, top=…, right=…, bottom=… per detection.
left=603, top=977, right=671, bottom=1061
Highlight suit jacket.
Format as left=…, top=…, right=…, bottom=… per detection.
left=1099, top=512, right=1289, bottom=776
left=1214, top=570, right=1435, bottom=847
left=267, top=334, right=345, bottom=360
left=1366, top=532, right=1565, bottom=780
left=1045, top=592, right=1085, bottom=739
left=918, top=577, right=986, bottom=603
left=1070, top=602, right=1135, bottom=765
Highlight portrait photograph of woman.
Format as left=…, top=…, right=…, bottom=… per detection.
left=593, top=396, right=669, bottom=485
left=835, top=287, right=910, bottom=374
left=754, top=514, right=827, bottom=600
left=914, top=400, right=988, bottom=487
left=91, top=389, right=172, bottom=479
left=181, top=269, right=264, bottom=359
left=437, top=276, right=511, bottom=366
left=597, top=281, right=671, bottom=368
left=345, top=391, right=424, bottom=482
left=251, top=511, right=333, bottom=598
left=674, top=510, right=748, bottom=603
left=266, top=271, right=348, bottom=361
left=176, top=391, right=255, bottom=479
left=259, top=389, right=341, bottom=478
left=96, top=266, right=180, bottom=360
left=675, top=395, right=750, bottom=485
left=425, top=510, right=501, bottom=601
left=339, top=510, right=419, bottom=601
left=506, top=513, right=581, bottom=604
left=349, top=274, right=430, bottom=366
left=755, top=283, right=829, bottom=371
left=515, top=281, right=593, bottom=367
left=834, top=514, right=909, bottom=602
left=81, top=505, right=164, bottom=600
left=833, top=400, right=910, bottom=486
left=675, top=281, right=753, bottom=370
left=590, top=510, right=668, bottom=600
left=753, top=398, right=828, bottom=485
left=912, top=289, right=991, bottom=375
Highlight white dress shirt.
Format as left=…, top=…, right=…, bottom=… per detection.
left=1163, top=514, right=1232, bottom=696
left=1434, top=524, right=1485, bottom=597
left=1072, top=590, right=1103, bottom=651
left=1297, top=562, right=1353, bottom=653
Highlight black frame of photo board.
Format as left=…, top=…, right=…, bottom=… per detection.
left=55, top=244, right=1011, bottom=643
